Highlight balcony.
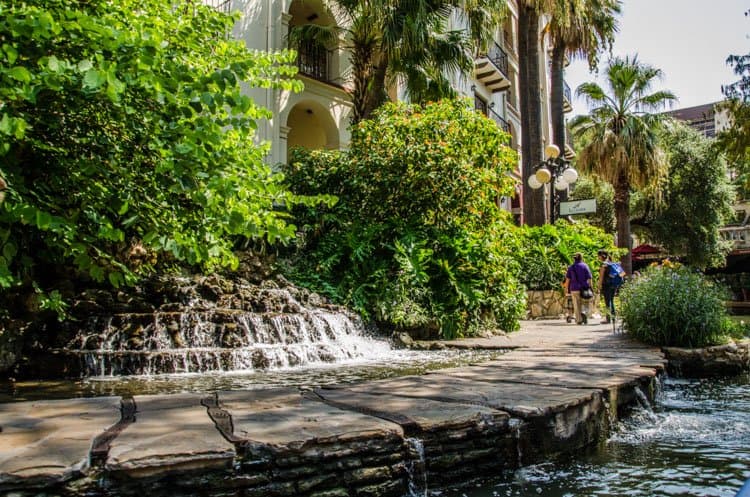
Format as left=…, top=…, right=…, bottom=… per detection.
left=296, top=41, right=333, bottom=84
left=720, top=225, right=750, bottom=253
left=474, top=42, right=511, bottom=93
left=563, top=80, right=573, bottom=113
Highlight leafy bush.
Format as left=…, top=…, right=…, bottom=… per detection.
left=516, top=221, right=621, bottom=291
left=619, top=264, right=734, bottom=347
left=283, top=99, right=526, bottom=338
left=0, top=0, right=327, bottom=307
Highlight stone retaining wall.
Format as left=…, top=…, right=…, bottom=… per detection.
left=0, top=325, right=667, bottom=497
left=663, top=340, right=750, bottom=377
left=526, top=290, right=602, bottom=320
left=526, top=290, right=570, bottom=319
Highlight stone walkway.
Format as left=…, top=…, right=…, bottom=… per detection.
left=0, top=319, right=665, bottom=497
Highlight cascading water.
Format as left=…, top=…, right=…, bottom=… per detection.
left=50, top=274, right=396, bottom=377
left=442, top=374, right=750, bottom=497
left=405, top=437, right=428, bottom=497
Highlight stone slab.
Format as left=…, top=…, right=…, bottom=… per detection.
left=478, top=349, right=665, bottom=371
left=215, top=388, right=403, bottom=449
left=431, top=363, right=657, bottom=391
left=337, top=374, right=600, bottom=418
left=105, top=393, right=235, bottom=478
left=312, top=388, right=510, bottom=433
left=0, top=397, right=121, bottom=487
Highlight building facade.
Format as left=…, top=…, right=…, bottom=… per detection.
left=207, top=0, right=568, bottom=217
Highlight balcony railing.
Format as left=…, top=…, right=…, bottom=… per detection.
left=488, top=107, right=510, bottom=134
left=720, top=225, right=750, bottom=251
left=474, top=41, right=511, bottom=93
left=486, top=41, right=509, bottom=78
left=296, top=41, right=332, bottom=83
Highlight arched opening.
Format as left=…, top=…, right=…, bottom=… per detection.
left=286, top=100, right=340, bottom=158
left=508, top=122, right=519, bottom=152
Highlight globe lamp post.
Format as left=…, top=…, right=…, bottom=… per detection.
left=526, top=144, right=577, bottom=223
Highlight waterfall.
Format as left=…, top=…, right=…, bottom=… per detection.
left=57, top=276, right=397, bottom=377
left=405, top=437, right=428, bottom=497
left=633, top=386, right=653, bottom=411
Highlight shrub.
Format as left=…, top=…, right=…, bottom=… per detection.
left=0, top=0, right=327, bottom=309
left=619, top=264, right=733, bottom=347
left=283, top=99, right=526, bottom=338
left=516, top=221, right=621, bottom=291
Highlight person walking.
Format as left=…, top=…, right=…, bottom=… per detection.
left=597, top=249, right=625, bottom=324
left=564, top=253, right=593, bottom=325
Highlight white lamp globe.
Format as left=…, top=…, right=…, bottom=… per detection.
left=562, top=167, right=578, bottom=184
left=535, top=167, right=552, bottom=184
left=528, top=175, right=543, bottom=190
left=545, top=144, right=561, bottom=159
left=554, top=176, right=569, bottom=191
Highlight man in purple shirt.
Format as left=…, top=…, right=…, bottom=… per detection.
left=564, top=252, right=593, bottom=325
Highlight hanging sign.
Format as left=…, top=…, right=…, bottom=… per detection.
left=559, top=199, right=596, bottom=216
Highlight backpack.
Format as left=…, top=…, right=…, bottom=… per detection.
left=607, top=262, right=625, bottom=287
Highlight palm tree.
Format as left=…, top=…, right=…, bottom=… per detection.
left=570, top=55, right=676, bottom=274
left=547, top=0, right=620, bottom=174
left=289, top=0, right=507, bottom=124
left=518, top=0, right=555, bottom=226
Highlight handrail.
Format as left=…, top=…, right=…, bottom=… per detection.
left=488, top=107, right=511, bottom=135
left=484, top=41, right=509, bottom=78
left=296, top=41, right=332, bottom=83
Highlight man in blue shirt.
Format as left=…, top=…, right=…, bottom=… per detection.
left=564, top=253, right=593, bottom=325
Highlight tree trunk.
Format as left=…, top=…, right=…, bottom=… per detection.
left=519, top=5, right=546, bottom=226
left=614, top=175, right=632, bottom=275
left=362, top=58, right=389, bottom=121
left=351, top=43, right=375, bottom=125
left=550, top=41, right=567, bottom=205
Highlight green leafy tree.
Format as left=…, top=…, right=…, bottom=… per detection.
left=284, top=99, right=525, bottom=337
left=635, top=123, right=735, bottom=268
left=289, top=0, right=507, bottom=124
left=568, top=175, right=616, bottom=233
left=570, top=55, right=676, bottom=274
left=0, top=0, right=322, bottom=307
left=716, top=8, right=750, bottom=196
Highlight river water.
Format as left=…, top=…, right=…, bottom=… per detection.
left=441, top=373, right=750, bottom=497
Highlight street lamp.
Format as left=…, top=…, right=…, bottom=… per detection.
left=526, top=144, right=578, bottom=223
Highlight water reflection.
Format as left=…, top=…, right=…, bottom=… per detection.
left=444, top=374, right=750, bottom=497
left=0, top=348, right=506, bottom=402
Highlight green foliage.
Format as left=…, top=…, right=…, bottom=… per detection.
left=0, top=0, right=324, bottom=302
left=516, top=221, right=620, bottom=291
left=568, top=175, right=615, bottom=233
left=289, top=0, right=507, bottom=123
left=647, top=123, right=735, bottom=267
left=284, top=99, right=526, bottom=337
left=619, top=264, right=734, bottom=347
left=716, top=99, right=750, bottom=195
